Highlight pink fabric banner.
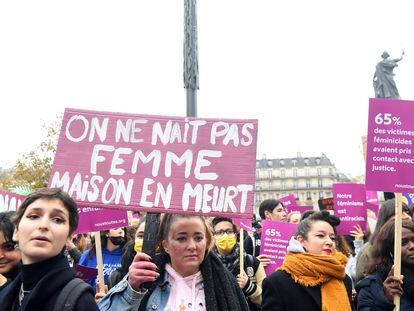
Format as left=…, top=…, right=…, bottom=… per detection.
left=0, top=191, right=25, bottom=212
left=260, top=220, right=298, bottom=275
left=49, top=108, right=258, bottom=218
left=366, top=98, right=414, bottom=192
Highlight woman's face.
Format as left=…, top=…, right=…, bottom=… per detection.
left=298, top=220, right=336, bottom=255
left=14, top=198, right=70, bottom=264
left=0, top=231, right=21, bottom=275
left=266, top=203, right=287, bottom=222
left=162, top=217, right=207, bottom=277
left=401, top=227, right=414, bottom=266
left=135, top=222, right=145, bottom=240
left=288, top=213, right=301, bottom=224
left=108, top=228, right=125, bottom=237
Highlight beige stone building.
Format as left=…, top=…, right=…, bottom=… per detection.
left=255, top=153, right=350, bottom=212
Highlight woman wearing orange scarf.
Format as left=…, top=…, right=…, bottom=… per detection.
left=262, top=211, right=354, bottom=311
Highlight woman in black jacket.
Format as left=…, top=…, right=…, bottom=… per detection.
left=0, top=211, right=21, bottom=292
left=0, top=188, right=98, bottom=310
left=356, top=218, right=414, bottom=310
left=262, top=211, right=354, bottom=311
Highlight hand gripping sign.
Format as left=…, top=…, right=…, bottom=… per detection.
left=49, top=108, right=258, bottom=218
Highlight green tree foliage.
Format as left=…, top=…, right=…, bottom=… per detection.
left=0, top=116, right=62, bottom=191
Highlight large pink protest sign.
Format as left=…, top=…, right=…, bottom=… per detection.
left=260, top=220, right=298, bottom=275
left=0, top=191, right=25, bottom=212
left=366, top=98, right=414, bottom=192
left=333, top=184, right=366, bottom=235
left=49, top=108, right=258, bottom=218
left=76, top=206, right=129, bottom=234
left=279, top=194, right=296, bottom=209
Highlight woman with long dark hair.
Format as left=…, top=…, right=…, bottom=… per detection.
left=79, top=228, right=125, bottom=292
left=0, top=211, right=21, bottom=292
left=357, top=219, right=414, bottom=310
left=356, top=199, right=412, bottom=283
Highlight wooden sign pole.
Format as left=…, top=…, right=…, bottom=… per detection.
left=94, top=231, right=105, bottom=294
left=394, top=193, right=402, bottom=311
left=240, top=228, right=244, bottom=275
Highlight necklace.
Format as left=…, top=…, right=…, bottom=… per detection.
left=19, top=283, right=30, bottom=306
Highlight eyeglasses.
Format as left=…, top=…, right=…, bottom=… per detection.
left=214, top=230, right=235, bottom=237
left=0, top=242, right=17, bottom=252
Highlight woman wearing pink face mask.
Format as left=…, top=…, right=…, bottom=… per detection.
left=262, top=211, right=354, bottom=311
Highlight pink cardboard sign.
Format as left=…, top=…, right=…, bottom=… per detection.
left=260, top=220, right=298, bottom=276
left=0, top=191, right=25, bottom=212
left=279, top=194, right=296, bottom=209
left=333, top=184, right=367, bottom=235
left=286, top=205, right=313, bottom=215
left=49, top=108, right=258, bottom=218
left=366, top=191, right=378, bottom=205
left=366, top=98, right=414, bottom=192
left=74, top=264, right=98, bottom=281
left=233, top=218, right=253, bottom=232
left=76, top=206, right=129, bottom=234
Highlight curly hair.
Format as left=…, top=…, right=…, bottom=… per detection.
left=367, top=218, right=414, bottom=280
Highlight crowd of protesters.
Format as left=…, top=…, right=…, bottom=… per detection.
left=1, top=188, right=414, bottom=310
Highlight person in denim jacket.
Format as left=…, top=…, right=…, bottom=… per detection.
left=98, top=214, right=249, bottom=311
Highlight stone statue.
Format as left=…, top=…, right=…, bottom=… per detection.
left=373, top=50, right=404, bottom=99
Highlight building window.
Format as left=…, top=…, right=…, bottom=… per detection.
left=318, top=179, right=323, bottom=188
left=255, top=182, right=261, bottom=190
left=256, top=193, right=261, bottom=202
left=292, top=159, right=297, bottom=166
left=306, top=191, right=311, bottom=199
left=294, top=180, right=298, bottom=189
left=281, top=181, right=286, bottom=190
left=268, top=170, right=273, bottom=179
left=256, top=170, right=260, bottom=179
left=317, top=168, right=322, bottom=176
left=316, top=158, right=321, bottom=165
left=319, top=191, right=324, bottom=198
left=306, top=180, right=311, bottom=189
left=304, top=158, right=309, bottom=166
left=267, top=160, right=273, bottom=167
left=281, top=169, right=285, bottom=178
left=268, top=181, right=273, bottom=190
left=280, top=159, right=285, bottom=166
left=305, top=168, right=310, bottom=176
left=256, top=161, right=260, bottom=168
left=263, top=193, right=267, bottom=199
left=293, top=169, right=297, bottom=177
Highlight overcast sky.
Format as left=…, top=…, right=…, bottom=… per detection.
left=1, top=1, right=413, bottom=177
